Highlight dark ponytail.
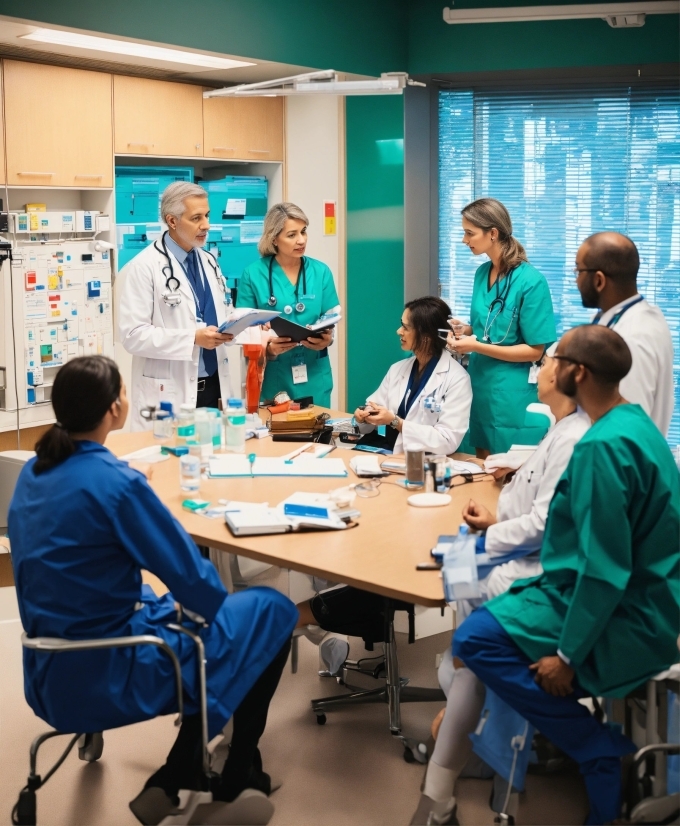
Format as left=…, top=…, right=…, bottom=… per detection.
left=34, top=356, right=121, bottom=474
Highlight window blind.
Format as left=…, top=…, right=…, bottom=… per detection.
left=439, top=85, right=680, bottom=447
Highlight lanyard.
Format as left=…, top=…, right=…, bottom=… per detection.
left=598, top=295, right=644, bottom=328
left=398, top=356, right=438, bottom=419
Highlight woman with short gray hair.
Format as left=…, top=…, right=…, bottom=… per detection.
left=237, top=202, right=340, bottom=407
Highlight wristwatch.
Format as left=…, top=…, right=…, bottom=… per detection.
left=389, top=416, right=400, bottom=429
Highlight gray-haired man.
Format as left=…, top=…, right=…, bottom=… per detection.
left=119, top=181, right=235, bottom=429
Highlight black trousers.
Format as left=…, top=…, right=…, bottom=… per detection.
left=196, top=370, right=221, bottom=409
left=150, top=637, right=291, bottom=800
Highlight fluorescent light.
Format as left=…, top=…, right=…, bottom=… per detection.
left=204, top=71, right=422, bottom=98
left=443, top=1, right=679, bottom=25
left=20, top=28, right=255, bottom=70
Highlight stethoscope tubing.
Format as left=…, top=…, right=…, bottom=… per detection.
left=155, top=231, right=228, bottom=309
left=267, top=254, right=307, bottom=313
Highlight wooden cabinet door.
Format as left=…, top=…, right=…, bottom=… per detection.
left=4, top=60, right=113, bottom=187
left=203, top=97, right=284, bottom=161
left=0, top=65, right=5, bottom=185
left=114, top=76, right=203, bottom=157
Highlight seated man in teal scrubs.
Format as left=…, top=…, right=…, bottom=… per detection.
left=454, top=325, right=680, bottom=826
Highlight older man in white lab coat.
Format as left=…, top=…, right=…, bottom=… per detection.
left=119, top=181, right=236, bottom=430
left=575, top=231, right=674, bottom=436
left=411, top=343, right=590, bottom=826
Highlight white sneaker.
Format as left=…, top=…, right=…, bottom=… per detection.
left=319, top=636, right=350, bottom=677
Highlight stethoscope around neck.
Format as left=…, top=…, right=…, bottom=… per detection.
left=267, top=254, right=308, bottom=315
left=155, top=230, right=230, bottom=309
left=483, top=266, right=516, bottom=344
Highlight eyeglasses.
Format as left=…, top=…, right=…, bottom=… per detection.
left=552, top=353, right=597, bottom=373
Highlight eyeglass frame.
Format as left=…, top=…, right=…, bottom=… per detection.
left=552, top=353, right=599, bottom=374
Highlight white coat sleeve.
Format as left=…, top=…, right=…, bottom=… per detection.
left=118, top=258, right=197, bottom=361
left=617, top=333, right=658, bottom=419
left=400, top=367, right=472, bottom=454
left=485, top=429, right=576, bottom=555
left=357, top=369, right=393, bottom=434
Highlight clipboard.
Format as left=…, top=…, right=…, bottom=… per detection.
left=270, top=316, right=335, bottom=343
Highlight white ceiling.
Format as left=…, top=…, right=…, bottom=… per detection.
left=0, top=16, right=333, bottom=86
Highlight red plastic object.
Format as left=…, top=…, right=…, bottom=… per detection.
left=243, top=344, right=265, bottom=414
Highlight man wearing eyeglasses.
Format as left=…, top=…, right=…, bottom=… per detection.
left=574, top=231, right=674, bottom=437
left=452, top=325, right=680, bottom=826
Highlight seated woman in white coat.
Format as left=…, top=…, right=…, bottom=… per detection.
left=294, top=297, right=472, bottom=675
left=353, top=296, right=472, bottom=455
left=410, top=343, right=591, bottom=826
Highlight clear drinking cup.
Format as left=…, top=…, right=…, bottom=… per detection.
left=405, top=450, right=425, bottom=488
left=179, top=453, right=201, bottom=492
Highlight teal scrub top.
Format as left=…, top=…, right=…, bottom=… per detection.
left=468, top=261, right=556, bottom=453
left=487, top=405, right=680, bottom=697
left=237, top=256, right=340, bottom=407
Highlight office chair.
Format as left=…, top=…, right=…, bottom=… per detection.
left=12, top=622, right=263, bottom=826
left=307, top=598, right=446, bottom=764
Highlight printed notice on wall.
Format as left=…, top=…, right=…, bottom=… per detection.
left=25, top=293, right=47, bottom=319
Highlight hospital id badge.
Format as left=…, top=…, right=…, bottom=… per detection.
left=528, top=363, right=540, bottom=384
left=292, top=362, right=308, bottom=384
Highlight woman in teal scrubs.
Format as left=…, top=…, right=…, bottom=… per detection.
left=448, top=198, right=556, bottom=457
left=237, top=202, right=340, bottom=407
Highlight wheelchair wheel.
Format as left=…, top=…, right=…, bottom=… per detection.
left=78, top=732, right=104, bottom=762
left=316, top=714, right=327, bottom=726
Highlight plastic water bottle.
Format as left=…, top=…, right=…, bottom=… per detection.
left=442, top=524, right=481, bottom=602
left=179, top=453, right=201, bottom=491
left=194, top=408, right=212, bottom=448
left=177, top=404, right=195, bottom=440
left=225, top=399, right=246, bottom=452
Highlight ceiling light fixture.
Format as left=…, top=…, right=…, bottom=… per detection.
left=204, top=70, right=425, bottom=98
left=442, top=1, right=679, bottom=27
left=20, top=28, right=255, bottom=69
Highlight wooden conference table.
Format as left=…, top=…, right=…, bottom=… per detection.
left=106, top=411, right=500, bottom=608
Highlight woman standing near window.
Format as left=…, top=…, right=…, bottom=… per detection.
left=448, top=198, right=556, bottom=457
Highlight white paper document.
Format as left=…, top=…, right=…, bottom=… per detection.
left=209, top=455, right=347, bottom=478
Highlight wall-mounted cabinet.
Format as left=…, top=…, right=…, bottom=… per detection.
left=203, top=97, right=284, bottom=161
left=114, top=76, right=204, bottom=157
left=3, top=60, right=113, bottom=188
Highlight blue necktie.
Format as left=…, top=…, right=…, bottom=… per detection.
left=186, top=250, right=217, bottom=376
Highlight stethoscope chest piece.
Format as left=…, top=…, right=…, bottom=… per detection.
left=295, top=301, right=305, bottom=313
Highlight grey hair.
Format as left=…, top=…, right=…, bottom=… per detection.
left=160, top=181, right=208, bottom=223
left=258, top=202, right=309, bottom=257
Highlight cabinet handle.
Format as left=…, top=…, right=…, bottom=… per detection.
left=75, top=174, right=103, bottom=179
left=248, top=149, right=270, bottom=154
left=17, top=171, right=55, bottom=176
left=127, top=142, right=154, bottom=147
left=212, top=146, right=236, bottom=151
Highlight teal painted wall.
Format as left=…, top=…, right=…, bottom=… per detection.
left=0, top=0, right=408, bottom=77
left=346, top=96, right=406, bottom=409
left=407, top=0, right=679, bottom=74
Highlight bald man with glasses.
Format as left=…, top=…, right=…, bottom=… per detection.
left=574, top=232, right=674, bottom=436
left=453, top=325, right=680, bottom=826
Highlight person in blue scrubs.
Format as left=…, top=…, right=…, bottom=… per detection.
left=448, top=198, right=556, bottom=458
left=236, top=202, right=340, bottom=407
left=8, top=356, right=298, bottom=824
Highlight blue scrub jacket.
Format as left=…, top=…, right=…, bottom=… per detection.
left=8, top=441, right=297, bottom=738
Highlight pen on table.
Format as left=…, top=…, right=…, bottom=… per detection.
left=248, top=453, right=256, bottom=477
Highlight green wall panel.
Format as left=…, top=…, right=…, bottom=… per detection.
left=346, top=95, right=405, bottom=410
left=407, top=0, right=679, bottom=74
left=0, top=0, right=408, bottom=77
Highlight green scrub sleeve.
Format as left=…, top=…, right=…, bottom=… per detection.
left=518, top=274, right=557, bottom=347
left=235, top=268, right=256, bottom=309
left=557, top=441, right=632, bottom=665
left=320, top=264, right=340, bottom=313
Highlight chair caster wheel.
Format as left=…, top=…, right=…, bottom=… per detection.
left=403, top=747, right=415, bottom=763
left=78, top=732, right=104, bottom=762
left=316, top=714, right=327, bottom=725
